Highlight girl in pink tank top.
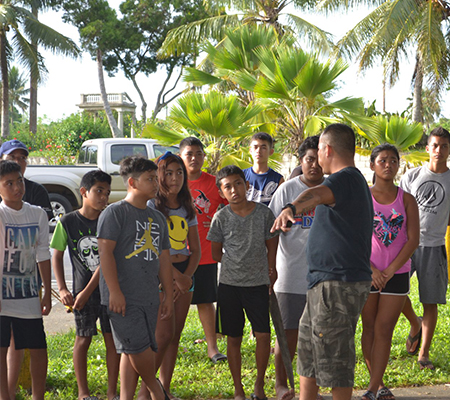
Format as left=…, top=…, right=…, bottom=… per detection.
left=361, top=144, right=419, bottom=400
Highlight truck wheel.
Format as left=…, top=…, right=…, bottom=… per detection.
left=49, top=194, right=73, bottom=231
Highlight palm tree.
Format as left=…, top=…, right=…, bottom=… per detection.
left=0, top=0, right=80, bottom=137
left=8, top=65, right=29, bottom=123
left=159, top=0, right=333, bottom=58
left=318, top=0, right=450, bottom=124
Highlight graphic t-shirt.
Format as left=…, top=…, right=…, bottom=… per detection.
left=148, top=202, right=197, bottom=257
left=371, top=187, right=411, bottom=274
left=0, top=202, right=50, bottom=318
left=307, top=167, right=373, bottom=289
left=207, top=202, right=278, bottom=287
left=244, top=167, right=283, bottom=206
left=50, top=211, right=100, bottom=297
left=98, top=201, right=170, bottom=307
left=188, top=172, right=227, bottom=265
left=269, top=177, right=316, bottom=295
left=400, top=165, right=450, bottom=246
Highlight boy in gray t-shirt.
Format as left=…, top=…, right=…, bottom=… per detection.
left=207, top=165, right=278, bottom=400
left=98, top=156, right=173, bottom=400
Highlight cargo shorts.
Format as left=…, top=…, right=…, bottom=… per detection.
left=297, top=280, right=371, bottom=388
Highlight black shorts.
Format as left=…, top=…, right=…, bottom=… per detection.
left=191, top=263, right=218, bottom=304
left=0, top=317, right=47, bottom=349
left=370, top=272, right=410, bottom=295
left=216, top=283, right=270, bottom=337
left=173, top=259, right=194, bottom=292
left=74, top=294, right=112, bottom=337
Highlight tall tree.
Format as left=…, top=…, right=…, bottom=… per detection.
left=7, top=65, right=29, bottom=123
left=318, top=0, right=450, bottom=123
left=0, top=0, right=79, bottom=138
left=57, top=0, right=122, bottom=137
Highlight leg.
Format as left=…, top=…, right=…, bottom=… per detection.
left=360, top=293, right=379, bottom=376
left=29, top=348, right=48, bottom=400
left=120, top=354, right=140, bottom=400
left=127, top=348, right=167, bottom=400
left=73, top=335, right=92, bottom=400
left=330, top=387, right=352, bottom=400
left=158, top=291, right=193, bottom=397
left=253, top=332, right=270, bottom=400
left=103, top=332, right=120, bottom=400
left=366, top=295, right=405, bottom=393
left=227, top=336, right=245, bottom=400
left=402, top=296, right=422, bottom=354
left=197, top=303, right=222, bottom=358
left=299, top=376, right=319, bottom=400
left=275, top=329, right=297, bottom=400
left=418, top=303, right=438, bottom=365
left=1, top=347, right=10, bottom=400
left=6, top=334, right=24, bottom=399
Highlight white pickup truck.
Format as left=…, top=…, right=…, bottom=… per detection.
left=25, top=138, right=178, bottom=226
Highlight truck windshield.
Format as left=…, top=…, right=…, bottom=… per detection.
left=111, top=144, right=148, bottom=165
left=153, top=145, right=179, bottom=157
left=78, top=145, right=98, bottom=164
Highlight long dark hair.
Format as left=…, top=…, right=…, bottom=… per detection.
left=154, top=153, right=196, bottom=221
left=370, top=143, right=400, bottom=184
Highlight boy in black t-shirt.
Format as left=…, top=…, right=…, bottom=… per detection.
left=50, top=170, right=120, bottom=400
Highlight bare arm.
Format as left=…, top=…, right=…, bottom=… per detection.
left=271, top=185, right=335, bottom=232
left=98, top=238, right=126, bottom=316
left=382, top=192, right=420, bottom=283
left=52, top=249, right=73, bottom=307
left=38, top=259, right=52, bottom=316
left=158, top=249, right=174, bottom=320
left=73, top=267, right=101, bottom=311
left=211, top=241, right=223, bottom=263
left=266, top=236, right=279, bottom=293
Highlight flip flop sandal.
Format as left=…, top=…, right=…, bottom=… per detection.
left=418, top=359, right=435, bottom=370
left=406, top=317, right=422, bottom=355
left=361, top=390, right=376, bottom=400
left=251, top=394, right=268, bottom=400
left=210, top=352, right=227, bottom=363
left=377, top=386, right=395, bottom=400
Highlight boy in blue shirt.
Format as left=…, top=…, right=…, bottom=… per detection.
left=207, top=165, right=278, bottom=400
left=51, top=170, right=120, bottom=400
left=244, top=132, right=284, bottom=206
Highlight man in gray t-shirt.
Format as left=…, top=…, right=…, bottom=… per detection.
left=399, top=127, right=450, bottom=370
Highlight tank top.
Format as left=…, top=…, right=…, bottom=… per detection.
left=371, top=187, right=411, bottom=274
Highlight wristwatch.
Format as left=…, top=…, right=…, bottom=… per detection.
left=282, top=203, right=296, bottom=216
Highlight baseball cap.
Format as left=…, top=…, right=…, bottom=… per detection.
left=0, top=140, right=29, bottom=156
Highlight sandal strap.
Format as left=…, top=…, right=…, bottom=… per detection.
left=362, top=390, right=376, bottom=400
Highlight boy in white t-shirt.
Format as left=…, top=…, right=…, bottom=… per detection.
left=0, top=160, right=51, bottom=400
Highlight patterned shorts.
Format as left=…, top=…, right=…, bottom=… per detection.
left=297, top=280, right=371, bottom=388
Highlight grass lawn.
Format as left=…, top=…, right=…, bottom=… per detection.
left=15, top=276, right=450, bottom=399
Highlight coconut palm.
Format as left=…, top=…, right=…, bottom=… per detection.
left=0, top=0, right=80, bottom=137
left=8, top=65, right=29, bottom=123
left=159, top=0, right=333, bottom=59
left=317, top=0, right=450, bottom=124
left=142, top=90, right=280, bottom=173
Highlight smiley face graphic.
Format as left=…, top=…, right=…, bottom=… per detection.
left=168, top=215, right=189, bottom=250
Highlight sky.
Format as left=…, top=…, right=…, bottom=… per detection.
left=31, top=3, right=448, bottom=123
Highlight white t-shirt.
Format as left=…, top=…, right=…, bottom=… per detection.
left=400, top=165, right=450, bottom=247
left=0, top=202, right=50, bottom=318
left=268, top=177, right=316, bottom=295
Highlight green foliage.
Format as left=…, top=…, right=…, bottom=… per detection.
left=14, top=276, right=450, bottom=399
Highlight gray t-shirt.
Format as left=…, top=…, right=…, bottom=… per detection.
left=207, top=202, right=278, bottom=287
left=98, top=200, right=170, bottom=307
left=400, top=165, right=450, bottom=247
left=269, top=177, right=315, bottom=295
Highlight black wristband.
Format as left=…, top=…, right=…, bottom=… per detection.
left=282, top=203, right=296, bottom=216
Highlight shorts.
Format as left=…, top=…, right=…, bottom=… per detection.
left=173, top=259, right=195, bottom=292
left=0, top=317, right=47, bottom=349
left=370, top=272, right=410, bottom=296
left=107, top=303, right=159, bottom=354
left=411, top=246, right=448, bottom=304
left=297, top=280, right=371, bottom=388
left=276, top=292, right=307, bottom=330
left=74, top=293, right=112, bottom=337
left=216, top=283, right=270, bottom=337
left=191, top=263, right=218, bottom=304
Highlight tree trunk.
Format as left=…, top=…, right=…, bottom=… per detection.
left=412, top=53, right=424, bottom=124
left=97, top=49, right=122, bottom=137
left=0, top=30, right=9, bottom=138
left=29, top=4, right=38, bottom=134
left=130, top=74, right=147, bottom=124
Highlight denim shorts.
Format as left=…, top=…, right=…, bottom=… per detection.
left=297, top=280, right=371, bottom=388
